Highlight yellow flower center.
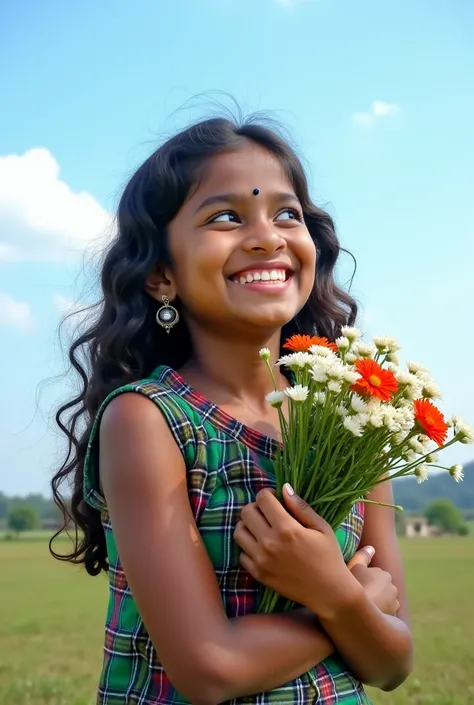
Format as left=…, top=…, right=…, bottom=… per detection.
left=369, top=374, right=382, bottom=387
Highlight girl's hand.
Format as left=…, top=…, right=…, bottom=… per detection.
left=233, top=484, right=361, bottom=620
left=350, top=564, right=400, bottom=616
left=348, top=545, right=400, bottom=616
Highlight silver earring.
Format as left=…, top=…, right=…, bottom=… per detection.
left=156, top=295, right=179, bottom=333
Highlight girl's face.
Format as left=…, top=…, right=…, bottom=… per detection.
left=165, top=143, right=316, bottom=336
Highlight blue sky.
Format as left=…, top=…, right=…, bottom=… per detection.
left=0, top=0, right=473, bottom=495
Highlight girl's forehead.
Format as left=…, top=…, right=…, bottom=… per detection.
left=194, top=143, right=295, bottom=195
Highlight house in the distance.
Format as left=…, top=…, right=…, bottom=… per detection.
left=403, top=516, right=441, bottom=538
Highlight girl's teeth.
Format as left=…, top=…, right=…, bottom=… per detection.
left=233, top=270, right=288, bottom=284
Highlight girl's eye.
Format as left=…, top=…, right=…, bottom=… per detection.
left=275, top=208, right=303, bottom=222
left=208, top=210, right=239, bottom=223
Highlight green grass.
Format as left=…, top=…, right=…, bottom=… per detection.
left=1, top=536, right=474, bottom=705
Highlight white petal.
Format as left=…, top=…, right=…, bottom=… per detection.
left=284, top=385, right=309, bottom=402
left=341, top=326, right=362, bottom=342
left=265, top=391, right=285, bottom=407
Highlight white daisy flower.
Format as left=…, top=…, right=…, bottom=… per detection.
left=313, top=391, right=327, bottom=405
left=353, top=342, right=376, bottom=358
left=259, top=348, right=270, bottom=361
left=284, top=385, right=309, bottom=403
left=276, top=352, right=314, bottom=370
left=343, top=416, right=364, bottom=437
left=449, top=464, right=464, bottom=483
left=342, top=367, right=360, bottom=385
left=366, top=398, right=383, bottom=412
left=447, top=414, right=460, bottom=428
left=337, top=404, right=349, bottom=417
left=336, top=336, right=350, bottom=351
left=386, top=352, right=401, bottom=365
left=265, top=391, right=285, bottom=408
left=417, top=434, right=432, bottom=449
left=408, top=438, right=425, bottom=454
left=393, top=430, right=409, bottom=445
left=385, top=362, right=400, bottom=374
left=396, top=397, right=414, bottom=409
left=397, top=371, right=423, bottom=400
left=345, top=352, right=357, bottom=364
left=309, top=345, right=335, bottom=358
left=356, top=412, right=370, bottom=428
left=310, top=364, right=327, bottom=383
left=415, top=465, right=429, bottom=484
left=368, top=411, right=385, bottom=428
left=421, top=378, right=442, bottom=400
left=402, top=449, right=417, bottom=463
left=395, top=407, right=415, bottom=432
left=454, top=420, right=474, bottom=444
left=373, top=336, right=401, bottom=353
left=341, top=326, right=362, bottom=342
left=426, top=452, right=439, bottom=464
left=351, top=396, right=368, bottom=414
left=382, top=405, right=401, bottom=432
left=326, top=361, right=346, bottom=381
left=328, top=380, right=343, bottom=394
left=407, top=360, right=428, bottom=376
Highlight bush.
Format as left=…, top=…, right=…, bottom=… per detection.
left=7, top=506, right=40, bottom=534
left=424, top=499, right=464, bottom=534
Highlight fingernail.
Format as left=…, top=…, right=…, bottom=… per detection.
left=365, top=546, right=375, bottom=558
left=284, top=483, right=295, bottom=496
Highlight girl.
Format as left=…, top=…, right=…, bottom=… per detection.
left=51, top=116, right=413, bottom=705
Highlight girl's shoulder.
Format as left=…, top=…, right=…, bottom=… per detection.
left=83, top=365, right=202, bottom=512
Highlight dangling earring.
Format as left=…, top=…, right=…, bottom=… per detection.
left=156, top=295, right=179, bottom=333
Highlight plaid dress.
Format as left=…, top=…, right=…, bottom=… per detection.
left=84, top=365, right=371, bottom=705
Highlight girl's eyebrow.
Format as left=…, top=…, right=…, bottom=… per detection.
left=194, top=191, right=300, bottom=215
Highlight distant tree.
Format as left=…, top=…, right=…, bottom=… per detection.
left=0, top=492, right=8, bottom=520
left=424, top=499, right=464, bottom=534
left=7, top=506, right=39, bottom=534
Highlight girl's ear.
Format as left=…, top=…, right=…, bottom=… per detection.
left=145, top=265, right=177, bottom=303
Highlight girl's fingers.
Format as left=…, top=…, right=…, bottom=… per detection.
left=234, top=521, right=259, bottom=556
left=239, top=551, right=258, bottom=578
left=347, top=545, right=375, bottom=570
left=240, top=502, right=272, bottom=539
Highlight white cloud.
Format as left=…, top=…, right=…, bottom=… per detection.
left=0, top=292, right=34, bottom=331
left=352, top=101, right=400, bottom=128
left=0, top=148, right=112, bottom=263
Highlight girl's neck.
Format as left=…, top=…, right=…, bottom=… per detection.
left=179, top=327, right=286, bottom=407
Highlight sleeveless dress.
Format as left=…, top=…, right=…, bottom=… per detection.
left=84, top=365, right=372, bottom=705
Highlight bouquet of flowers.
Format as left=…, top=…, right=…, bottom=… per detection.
left=258, top=328, right=473, bottom=613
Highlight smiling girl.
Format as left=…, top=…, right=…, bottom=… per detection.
left=51, top=116, right=413, bottom=705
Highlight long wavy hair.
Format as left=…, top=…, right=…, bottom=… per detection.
left=50, top=115, right=358, bottom=576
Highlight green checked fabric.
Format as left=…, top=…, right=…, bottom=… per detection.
left=84, top=365, right=372, bottom=705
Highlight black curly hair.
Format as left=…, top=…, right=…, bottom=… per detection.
left=49, top=114, right=358, bottom=576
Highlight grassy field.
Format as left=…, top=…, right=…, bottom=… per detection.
left=1, top=535, right=473, bottom=705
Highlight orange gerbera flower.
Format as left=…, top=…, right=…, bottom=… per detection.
left=414, top=399, right=448, bottom=447
left=283, top=334, right=338, bottom=353
left=351, top=358, right=398, bottom=402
